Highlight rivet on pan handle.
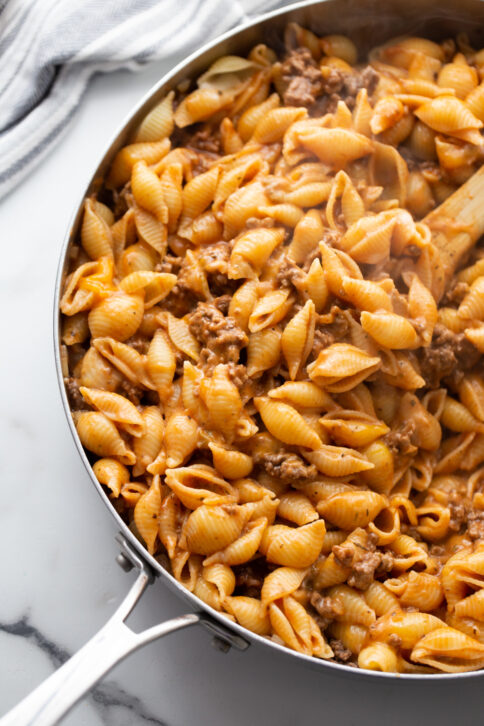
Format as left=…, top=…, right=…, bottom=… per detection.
left=0, top=537, right=249, bottom=726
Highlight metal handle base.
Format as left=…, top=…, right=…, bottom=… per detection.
left=0, top=537, right=249, bottom=726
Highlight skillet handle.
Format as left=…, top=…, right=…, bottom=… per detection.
left=0, top=539, right=249, bottom=726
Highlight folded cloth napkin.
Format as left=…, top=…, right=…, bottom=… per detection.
left=0, top=0, right=294, bottom=200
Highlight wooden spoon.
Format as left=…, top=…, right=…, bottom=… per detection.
left=423, top=165, right=484, bottom=294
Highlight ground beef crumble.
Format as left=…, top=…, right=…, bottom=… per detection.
left=467, top=509, right=484, bottom=540
left=441, top=279, right=469, bottom=306
left=124, top=335, right=149, bottom=354
left=419, top=324, right=480, bottom=388
left=384, top=420, right=417, bottom=464
left=257, top=452, right=318, bottom=482
left=281, top=47, right=325, bottom=107
left=276, top=256, right=306, bottom=291
left=117, top=378, right=144, bottom=406
left=310, top=592, right=344, bottom=629
left=65, top=377, right=88, bottom=410
left=333, top=534, right=394, bottom=590
left=329, top=638, right=353, bottom=663
left=188, top=301, right=248, bottom=369
left=281, top=47, right=379, bottom=112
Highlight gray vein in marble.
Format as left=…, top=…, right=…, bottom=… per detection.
left=0, top=616, right=168, bottom=726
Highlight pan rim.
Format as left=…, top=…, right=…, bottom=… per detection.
left=53, top=0, right=484, bottom=682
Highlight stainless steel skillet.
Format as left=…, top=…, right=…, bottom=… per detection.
left=4, top=0, right=484, bottom=723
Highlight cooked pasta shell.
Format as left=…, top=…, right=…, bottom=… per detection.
left=134, top=475, right=162, bottom=555
left=386, top=571, right=444, bottom=611
left=319, top=241, right=363, bottom=299
left=364, top=581, right=400, bottom=617
left=411, top=627, right=484, bottom=673
left=328, top=585, right=376, bottom=627
left=81, top=199, right=113, bottom=260
left=459, top=374, right=484, bottom=423
left=158, top=491, right=180, bottom=559
left=465, top=324, right=484, bottom=353
left=249, top=289, right=292, bottom=333
left=93, top=337, right=155, bottom=390
left=341, top=278, right=393, bottom=313
left=79, top=347, right=121, bottom=391
left=222, top=180, right=270, bottom=239
left=458, top=276, right=484, bottom=320
left=261, top=566, right=307, bottom=608
left=277, top=491, right=318, bottom=525
left=119, top=271, right=176, bottom=308
left=317, top=491, right=386, bottom=529
left=304, top=445, right=374, bottom=477
left=246, top=328, right=282, bottom=377
left=296, top=127, right=373, bottom=169
left=201, top=364, right=242, bottom=439
left=454, top=589, right=484, bottom=622
left=131, top=160, right=168, bottom=223
left=180, top=504, right=248, bottom=555
left=319, top=415, right=389, bottom=448
left=370, top=96, right=405, bottom=135
left=164, top=464, right=236, bottom=509
left=76, top=411, right=135, bottom=465
left=320, top=34, right=357, bottom=65
left=388, top=534, right=431, bottom=572
left=288, top=210, right=325, bottom=265
left=174, top=87, right=226, bottom=128
left=307, top=343, right=381, bottom=392
left=165, top=313, right=200, bottom=361
left=62, top=311, right=90, bottom=346
left=224, top=595, right=271, bottom=635
left=182, top=165, right=220, bottom=222
left=261, top=520, right=326, bottom=568
left=119, top=243, right=158, bottom=278
left=359, top=441, right=394, bottom=494
left=133, top=203, right=166, bottom=255
left=254, top=397, right=322, bottom=450
left=228, top=280, right=259, bottom=332
left=108, top=138, right=170, bottom=188
left=88, top=293, right=144, bottom=342
left=164, top=412, right=198, bottom=469
left=415, top=95, right=483, bottom=144
left=203, top=562, right=236, bottom=599
left=237, top=92, right=280, bottom=140
left=147, top=328, right=176, bottom=401
left=209, top=442, right=253, bottom=479
left=92, top=458, right=129, bottom=498
left=244, top=494, right=279, bottom=524
left=304, top=258, right=329, bottom=313
left=79, top=387, right=144, bottom=437
left=120, top=481, right=148, bottom=507
left=252, top=106, right=307, bottom=143
left=268, top=381, right=338, bottom=411
left=441, top=543, right=484, bottom=610
left=358, top=642, right=399, bottom=672
left=281, top=300, right=315, bottom=381
left=328, top=622, right=367, bottom=655
left=441, top=396, right=484, bottom=433
left=228, top=227, right=285, bottom=280
left=203, top=517, right=267, bottom=567
left=134, top=91, right=175, bottom=143
left=438, top=59, right=478, bottom=98
left=370, top=610, right=443, bottom=650
left=361, top=311, right=419, bottom=350
left=171, top=551, right=202, bottom=593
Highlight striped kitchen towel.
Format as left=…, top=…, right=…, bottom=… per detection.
left=0, top=0, right=294, bottom=200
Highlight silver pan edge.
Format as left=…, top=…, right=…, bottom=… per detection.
left=53, top=0, right=484, bottom=681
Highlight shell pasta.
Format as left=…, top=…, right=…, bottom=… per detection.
left=62, top=26, right=484, bottom=673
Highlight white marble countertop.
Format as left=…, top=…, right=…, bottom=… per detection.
left=1, top=46, right=483, bottom=726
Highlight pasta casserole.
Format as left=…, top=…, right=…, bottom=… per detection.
left=60, top=24, right=484, bottom=673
